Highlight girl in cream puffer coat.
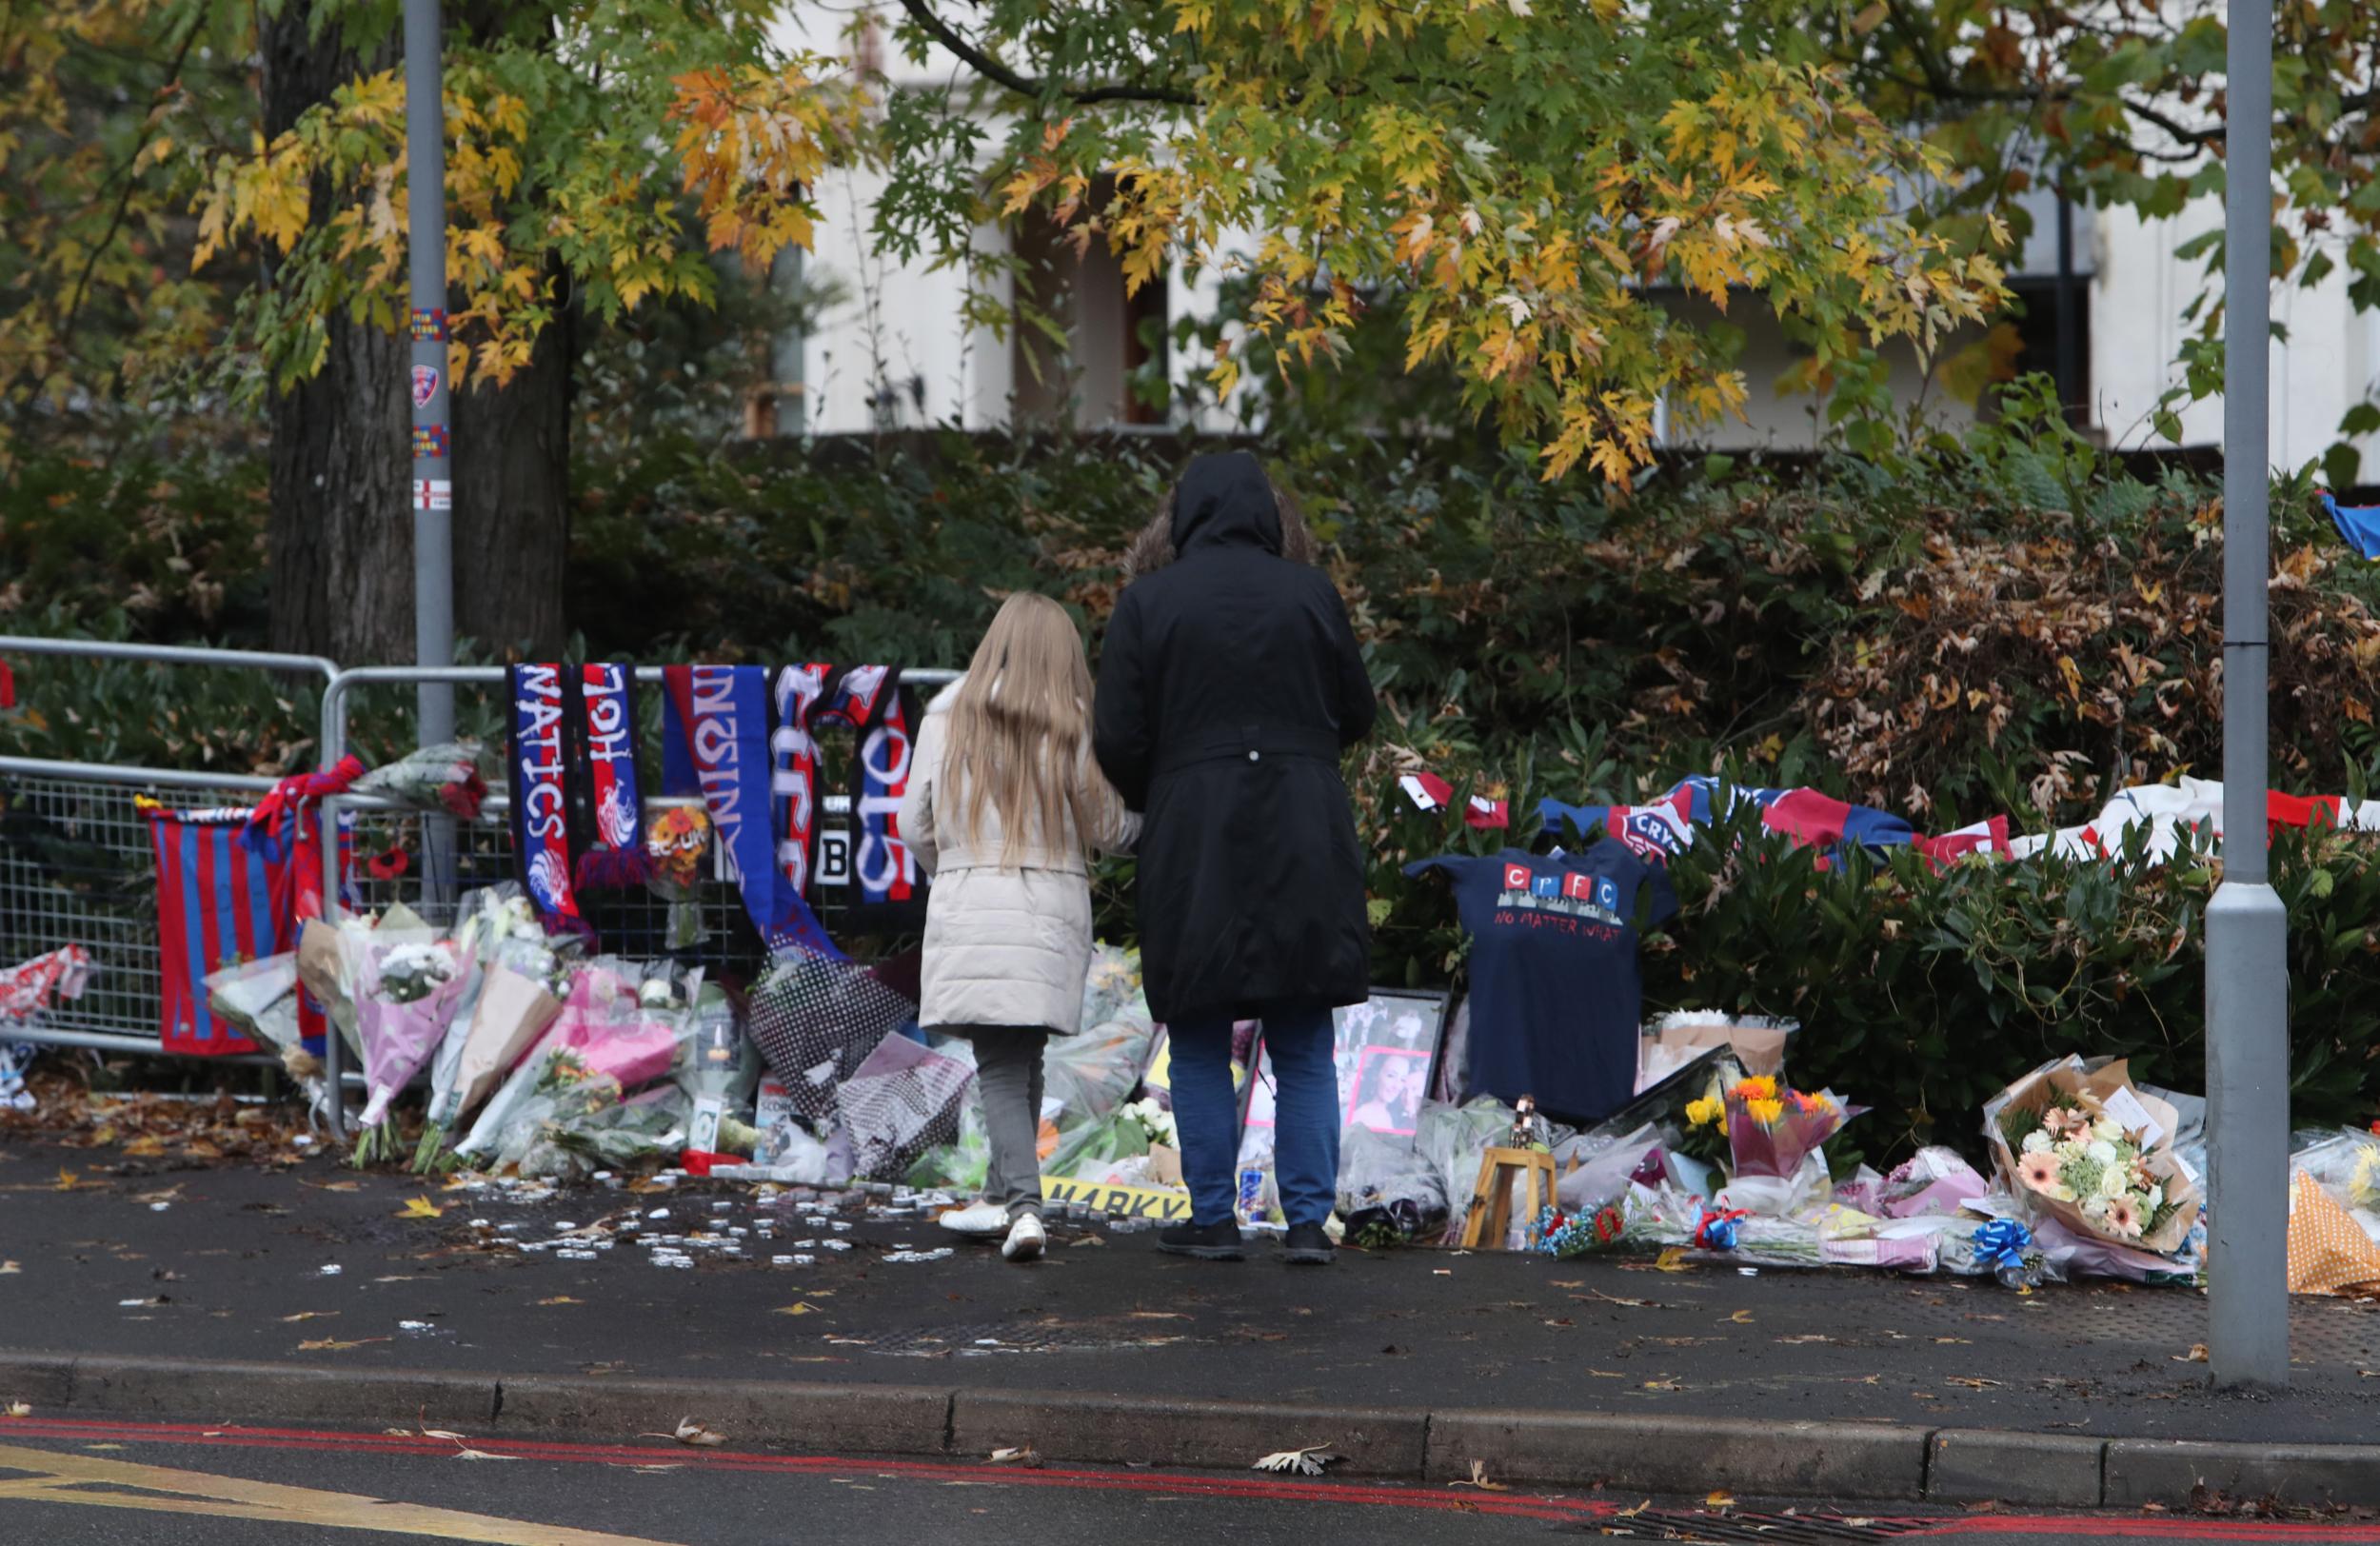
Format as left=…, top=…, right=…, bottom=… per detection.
left=901, top=593, right=1138, bottom=1262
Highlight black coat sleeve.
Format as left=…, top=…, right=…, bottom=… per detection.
left=1093, top=589, right=1154, bottom=811
left=1325, top=584, right=1378, bottom=746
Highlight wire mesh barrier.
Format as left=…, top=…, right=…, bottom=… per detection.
left=0, top=770, right=277, bottom=1049
left=0, top=644, right=959, bottom=1120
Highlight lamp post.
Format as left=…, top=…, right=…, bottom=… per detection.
left=403, top=0, right=456, bottom=749
left=2204, top=0, right=2290, bottom=1389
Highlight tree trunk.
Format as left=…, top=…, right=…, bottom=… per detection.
left=451, top=259, right=575, bottom=660
left=261, top=1, right=575, bottom=667
left=260, top=15, right=410, bottom=664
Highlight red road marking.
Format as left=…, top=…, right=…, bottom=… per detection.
left=6, top=1416, right=2380, bottom=1540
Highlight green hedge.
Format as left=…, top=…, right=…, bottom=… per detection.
left=10, top=406, right=2380, bottom=1154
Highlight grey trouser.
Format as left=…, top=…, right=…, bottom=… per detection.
left=961, top=1027, right=1051, bottom=1219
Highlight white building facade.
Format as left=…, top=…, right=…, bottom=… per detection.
left=771, top=10, right=2380, bottom=477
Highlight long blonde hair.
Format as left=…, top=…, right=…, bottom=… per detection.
left=944, top=593, right=1121, bottom=863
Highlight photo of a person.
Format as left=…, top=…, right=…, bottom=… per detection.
left=1347, top=1048, right=1430, bottom=1136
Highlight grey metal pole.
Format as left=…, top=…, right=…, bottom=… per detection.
left=404, top=0, right=459, bottom=921
left=2205, top=0, right=2291, bottom=1389
left=404, top=0, right=456, bottom=743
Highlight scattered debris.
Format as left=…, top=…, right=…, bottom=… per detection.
left=1449, top=1460, right=1509, bottom=1492
left=1252, top=1444, right=1343, bottom=1477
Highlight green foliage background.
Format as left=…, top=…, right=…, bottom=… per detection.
left=8, top=398, right=2380, bottom=1156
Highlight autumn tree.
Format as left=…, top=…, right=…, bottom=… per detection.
left=873, top=0, right=2009, bottom=483
left=1799, top=0, right=2380, bottom=482
left=3, top=0, right=854, bottom=660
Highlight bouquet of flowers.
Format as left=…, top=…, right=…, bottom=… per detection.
left=1723, top=1074, right=1863, bottom=1179
left=1120, top=1096, right=1177, bottom=1150
left=353, top=742, right=489, bottom=820
left=409, top=888, right=576, bottom=1173
left=1985, top=1056, right=2201, bottom=1256
left=348, top=927, right=478, bottom=1165
left=534, top=959, right=702, bottom=1094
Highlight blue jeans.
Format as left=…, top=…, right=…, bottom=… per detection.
left=1170, top=1006, right=1339, bottom=1228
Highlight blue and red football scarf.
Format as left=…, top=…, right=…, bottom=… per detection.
left=507, top=664, right=584, bottom=924
left=579, top=663, right=645, bottom=854
left=663, top=664, right=842, bottom=958
left=507, top=661, right=648, bottom=919
left=845, top=671, right=928, bottom=927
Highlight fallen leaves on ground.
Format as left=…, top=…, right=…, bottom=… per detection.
left=2175, top=1343, right=2210, bottom=1363
left=394, top=1197, right=444, bottom=1220
left=1946, top=1378, right=2001, bottom=1389
left=0, top=1261, right=16, bottom=1275
left=1726, top=1310, right=1755, bottom=1324
left=1450, top=1459, right=1509, bottom=1492
left=1705, top=1490, right=1737, bottom=1509
left=280, top=1312, right=337, bottom=1322
left=641, top=1417, right=726, bottom=1448
left=416, top=1422, right=515, bottom=1462
left=1550, top=1279, right=1584, bottom=1289
left=537, top=1297, right=583, bottom=1307
left=1640, top=1379, right=1683, bottom=1392
left=1654, top=1248, right=1691, bottom=1272
left=773, top=1302, right=823, bottom=1317
left=1252, top=1445, right=1342, bottom=1477
left=1934, top=1337, right=1972, bottom=1345
left=1577, top=1290, right=1656, bottom=1308
left=1776, top=1334, right=1834, bottom=1345
left=296, top=1337, right=390, bottom=1352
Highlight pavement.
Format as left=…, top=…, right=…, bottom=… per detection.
left=5, top=1135, right=2380, bottom=1516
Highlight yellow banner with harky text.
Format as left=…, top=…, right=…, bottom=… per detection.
left=1039, top=1175, right=1192, bottom=1220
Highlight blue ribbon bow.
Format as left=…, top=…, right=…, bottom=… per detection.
left=1972, top=1219, right=2033, bottom=1271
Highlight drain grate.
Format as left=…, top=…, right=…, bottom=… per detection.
left=1573, top=1510, right=1934, bottom=1542
left=828, top=1320, right=1197, bottom=1357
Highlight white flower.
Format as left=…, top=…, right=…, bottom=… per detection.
left=639, top=979, right=675, bottom=1007
left=2097, top=1166, right=2129, bottom=1199
left=2092, top=1117, right=2125, bottom=1145
left=2085, top=1140, right=2118, bottom=1166
left=2021, top=1130, right=2052, bottom=1155
left=2145, top=1183, right=2165, bottom=1211
left=2080, top=1196, right=2110, bottom=1219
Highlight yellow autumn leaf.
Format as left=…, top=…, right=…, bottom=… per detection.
left=395, top=1197, right=445, bottom=1220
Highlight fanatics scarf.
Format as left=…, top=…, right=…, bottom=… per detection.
left=663, top=664, right=841, bottom=958
left=507, top=664, right=584, bottom=923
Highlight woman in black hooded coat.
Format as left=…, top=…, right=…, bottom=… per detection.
left=1094, top=451, right=1377, bottom=1264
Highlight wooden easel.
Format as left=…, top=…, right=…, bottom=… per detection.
left=1461, top=1146, right=1560, bottom=1249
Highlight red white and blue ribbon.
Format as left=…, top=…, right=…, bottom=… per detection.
left=507, top=664, right=582, bottom=923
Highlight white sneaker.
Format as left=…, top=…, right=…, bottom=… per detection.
left=939, top=1201, right=1010, bottom=1239
left=1001, top=1213, right=1047, bottom=1262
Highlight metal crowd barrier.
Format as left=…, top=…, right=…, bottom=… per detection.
left=1, top=644, right=957, bottom=1140
left=0, top=636, right=339, bottom=1073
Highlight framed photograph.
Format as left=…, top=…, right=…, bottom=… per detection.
left=1238, top=988, right=1451, bottom=1149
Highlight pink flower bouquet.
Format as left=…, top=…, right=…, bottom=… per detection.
left=350, top=934, right=477, bottom=1162
left=1723, top=1075, right=1864, bottom=1179
left=535, top=960, right=699, bottom=1094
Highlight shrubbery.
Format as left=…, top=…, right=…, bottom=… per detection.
left=10, top=401, right=2380, bottom=1154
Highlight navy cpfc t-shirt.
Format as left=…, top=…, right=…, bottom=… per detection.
left=1405, top=842, right=1679, bottom=1124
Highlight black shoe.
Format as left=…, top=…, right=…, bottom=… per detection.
left=1158, top=1219, right=1244, bottom=1260
left=1282, top=1223, right=1334, bottom=1265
